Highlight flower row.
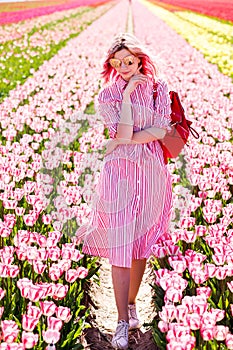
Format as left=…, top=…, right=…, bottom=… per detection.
left=0, top=1, right=128, bottom=349
left=142, top=0, right=233, bottom=80
left=133, top=0, right=233, bottom=348
left=149, top=0, right=233, bottom=22
left=0, top=0, right=111, bottom=26
left=0, top=2, right=113, bottom=103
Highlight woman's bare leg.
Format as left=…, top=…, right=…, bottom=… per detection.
left=128, top=259, right=147, bottom=304
left=112, top=266, right=130, bottom=322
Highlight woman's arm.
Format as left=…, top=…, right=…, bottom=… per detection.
left=117, top=126, right=166, bottom=144
left=116, top=92, right=134, bottom=141
left=116, top=71, right=148, bottom=141
left=105, top=126, right=166, bottom=155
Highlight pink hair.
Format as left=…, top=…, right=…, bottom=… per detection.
left=100, top=33, right=158, bottom=84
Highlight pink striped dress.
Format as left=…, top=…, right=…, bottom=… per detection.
left=77, top=75, right=173, bottom=268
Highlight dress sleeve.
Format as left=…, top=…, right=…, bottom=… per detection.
left=153, top=79, right=172, bottom=131
left=96, top=88, right=120, bottom=139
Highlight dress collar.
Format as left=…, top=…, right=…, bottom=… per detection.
left=115, top=74, right=129, bottom=90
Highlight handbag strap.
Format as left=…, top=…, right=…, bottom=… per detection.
left=153, top=80, right=199, bottom=139
left=153, top=82, right=158, bottom=103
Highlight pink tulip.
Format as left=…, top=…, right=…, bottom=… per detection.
left=76, top=266, right=88, bottom=279
left=210, top=308, right=225, bottom=322
left=226, top=333, right=233, bottom=349
left=72, top=250, right=84, bottom=262
left=151, top=244, right=167, bottom=258
left=166, top=287, right=183, bottom=303
left=168, top=258, right=187, bottom=274
left=47, top=317, right=63, bottom=331
left=175, top=305, right=187, bottom=322
left=0, top=226, right=11, bottom=237
left=37, top=248, right=48, bottom=260
left=204, top=263, right=216, bottom=278
left=212, top=254, right=226, bottom=265
left=28, top=284, right=47, bottom=302
left=1, top=320, right=19, bottom=343
left=48, top=247, right=61, bottom=261
left=27, top=304, right=42, bottom=319
left=65, top=269, right=79, bottom=283
left=33, top=261, right=46, bottom=274
left=42, top=329, right=60, bottom=344
left=49, top=264, right=64, bottom=281
left=166, top=244, right=180, bottom=255
left=200, top=326, right=215, bottom=341
left=159, top=305, right=176, bottom=323
left=6, top=265, right=20, bottom=278
left=58, top=259, right=71, bottom=272
left=40, top=301, right=57, bottom=317
left=55, top=306, right=72, bottom=322
left=158, top=320, right=169, bottom=333
left=21, top=331, right=39, bottom=349
left=52, top=283, right=69, bottom=299
left=0, top=343, right=24, bottom=349
left=0, top=287, right=6, bottom=300
left=214, top=325, right=229, bottom=341
left=0, top=263, right=7, bottom=277
left=186, top=313, right=201, bottom=330
left=196, top=286, right=211, bottom=298
left=227, top=281, right=233, bottom=292
left=0, top=306, right=4, bottom=319
left=22, top=315, right=39, bottom=332
left=215, top=266, right=228, bottom=280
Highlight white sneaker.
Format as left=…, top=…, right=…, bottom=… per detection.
left=128, top=304, right=141, bottom=330
left=111, top=320, right=129, bottom=349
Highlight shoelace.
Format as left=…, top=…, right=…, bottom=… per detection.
left=115, top=321, right=128, bottom=338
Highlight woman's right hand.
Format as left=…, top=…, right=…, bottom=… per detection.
left=124, top=67, right=148, bottom=95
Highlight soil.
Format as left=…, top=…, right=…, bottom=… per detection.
left=81, top=258, right=159, bottom=350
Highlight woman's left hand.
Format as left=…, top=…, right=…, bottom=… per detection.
left=105, top=139, right=119, bottom=155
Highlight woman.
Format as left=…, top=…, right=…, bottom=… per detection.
left=76, top=32, right=172, bottom=349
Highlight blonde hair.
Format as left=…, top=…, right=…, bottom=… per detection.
left=101, top=32, right=159, bottom=84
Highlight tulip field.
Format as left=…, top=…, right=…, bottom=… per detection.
left=0, top=0, right=233, bottom=349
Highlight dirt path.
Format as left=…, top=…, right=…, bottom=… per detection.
left=81, top=258, right=158, bottom=350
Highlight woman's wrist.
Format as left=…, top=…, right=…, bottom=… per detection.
left=122, top=90, right=131, bottom=102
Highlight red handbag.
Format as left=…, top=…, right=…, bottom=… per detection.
left=153, top=83, right=199, bottom=164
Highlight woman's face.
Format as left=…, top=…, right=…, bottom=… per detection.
left=112, top=49, right=141, bottom=81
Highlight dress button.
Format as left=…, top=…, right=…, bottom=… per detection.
left=137, top=195, right=140, bottom=199
left=137, top=180, right=140, bottom=184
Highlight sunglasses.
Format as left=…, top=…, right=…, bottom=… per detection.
left=109, top=55, right=136, bottom=69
